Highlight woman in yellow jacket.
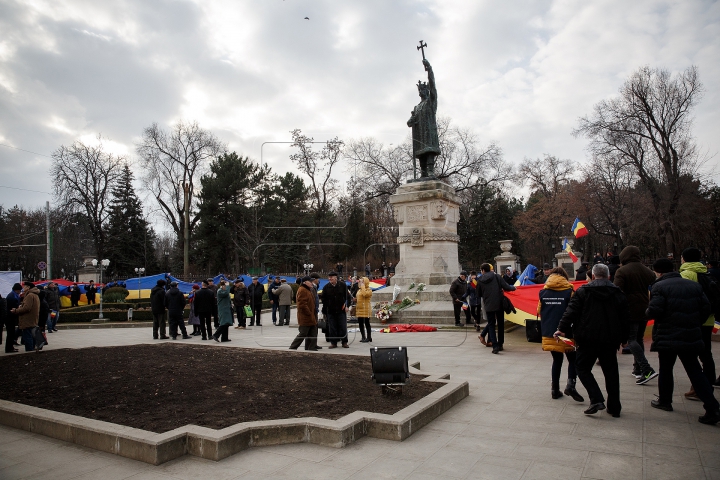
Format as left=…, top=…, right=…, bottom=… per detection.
left=356, top=277, right=373, bottom=343
left=538, top=268, right=584, bottom=402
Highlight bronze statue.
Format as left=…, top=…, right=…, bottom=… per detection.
left=407, top=41, right=440, bottom=180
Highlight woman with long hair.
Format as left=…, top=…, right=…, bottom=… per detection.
left=538, top=267, right=584, bottom=401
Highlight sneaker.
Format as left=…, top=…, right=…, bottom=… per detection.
left=631, top=369, right=643, bottom=379
left=636, top=369, right=658, bottom=385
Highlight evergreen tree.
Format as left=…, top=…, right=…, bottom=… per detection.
left=105, top=165, right=159, bottom=278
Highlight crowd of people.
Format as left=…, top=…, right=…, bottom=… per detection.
left=458, top=245, right=720, bottom=425
left=0, top=281, right=62, bottom=353
left=2, top=245, right=719, bottom=427
left=143, top=270, right=375, bottom=351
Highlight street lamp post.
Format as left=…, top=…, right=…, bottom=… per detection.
left=134, top=267, right=145, bottom=300
left=91, top=258, right=110, bottom=319
left=303, top=263, right=314, bottom=276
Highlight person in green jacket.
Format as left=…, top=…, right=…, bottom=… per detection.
left=679, top=247, right=716, bottom=400
left=213, top=280, right=233, bottom=343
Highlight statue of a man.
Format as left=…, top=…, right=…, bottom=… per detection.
left=407, top=58, right=441, bottom=179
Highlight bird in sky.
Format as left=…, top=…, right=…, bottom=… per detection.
left=304, top=17, right=309, bottom=20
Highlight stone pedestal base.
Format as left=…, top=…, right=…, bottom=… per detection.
left=389, top=180, right=461, bottom=288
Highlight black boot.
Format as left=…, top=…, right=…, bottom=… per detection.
left=551, top=381, right=562, bottom=399
left=564, top=378, right=585, bottom=402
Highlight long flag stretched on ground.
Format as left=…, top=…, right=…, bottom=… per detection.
left=563, top=237, right=578, bottom=262
left=572, top=217, right=588, bottom=239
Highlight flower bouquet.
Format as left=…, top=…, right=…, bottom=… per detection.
left=375, top=302, right=392, bottom=323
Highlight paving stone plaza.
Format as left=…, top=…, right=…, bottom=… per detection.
left=1, top=313, right=719, bottom=480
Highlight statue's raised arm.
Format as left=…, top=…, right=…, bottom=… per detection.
left=423, top=59, right=437, bottom=102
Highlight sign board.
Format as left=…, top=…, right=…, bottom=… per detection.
left=0, top=271, right=23, bottom=296
left=37, top=261, right=47, bottom=271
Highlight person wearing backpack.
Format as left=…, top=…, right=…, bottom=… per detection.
left=679, top=248, right=718, bottom=400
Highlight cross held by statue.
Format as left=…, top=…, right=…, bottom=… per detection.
left=417, top=40, right=427, bottom=60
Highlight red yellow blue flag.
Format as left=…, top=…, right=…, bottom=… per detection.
left=563, top=237, right=578, bottom=263
left=572, top=217, right=588, bottom=239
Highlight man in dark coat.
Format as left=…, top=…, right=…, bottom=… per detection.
left=207, top=278, right=219, bottom=328
left=575, top=263, right=589, bottom=281
left=150, top=279, right=169, bottom=339
left=247, top=277, right=265, bottom=326
left=45, top=282, right=60, bottom=333
left=647, top=258, right=719, bottom=424
left=194, top=280, right=216, bottom=339
left=614, top=245, right=658, bottom=384
left=607, top=255, right=621, bottom=281
left=477, top=264, right=516, bottom=353
left=85, top=280, right=97, bottom=304
left=0, top=293, right=6, bottom=348
left=5, top=283, right=22, bottom=353
left=531, top=263, right=553, bottom=284
left=268, top=276, right=282, bottom=325
left=449, top=270, right=469, bottom=327
left=556, top=264, right=628, bottom=416
left=322, top=272, right=348, bottom=348
left=69, top=283, right=81, bottom=307
left=165, top=281, right=189, bottom=340
left=230, top=280, right=249, bottom=330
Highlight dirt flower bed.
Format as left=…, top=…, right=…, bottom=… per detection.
left=0, top=344, right=441, bottom=433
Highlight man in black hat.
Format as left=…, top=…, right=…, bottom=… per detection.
left=5, top=283, right=22, bottom=353
left=247, top=276, right=265, bottom=326
left=449, top=270, right=469, bottom=327
left=150, top=279, right=169, bottom=339
left=321, top=272, right=348, bottom=348
left=532, top=264, right=553, bottom=284
left=165, top=281, right=190, bottom=340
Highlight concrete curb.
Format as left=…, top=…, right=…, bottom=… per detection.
left=0, top=363, right=468, bottom=465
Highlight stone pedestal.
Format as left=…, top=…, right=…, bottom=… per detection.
left=555, top=239, right=582, bottom=280
left=389, top=180, right=461, bottom=287
left=494, top=239, right=519, bottom=275
left=77, top=255, right=100, bottom=283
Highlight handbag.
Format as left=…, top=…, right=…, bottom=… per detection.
left=243, top=305, right=253, bottom=317
left=525, top=317, right=542, bottom=343
left=495, top=274, right=517, bottom=314
left=317, top=314, right=327, bottom=330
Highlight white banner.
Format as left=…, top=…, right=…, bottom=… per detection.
left=0, top=271, right=23, bottom=297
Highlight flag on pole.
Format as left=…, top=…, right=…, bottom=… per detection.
left=571, top=217, right=588, bottom=239
left=563, top=237, right=578, bottom=263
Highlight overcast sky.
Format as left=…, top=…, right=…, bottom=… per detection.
left=1, top=0, right=719, bottom=230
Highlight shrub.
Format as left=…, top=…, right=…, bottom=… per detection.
left=103, top=287, right=129, bottom=303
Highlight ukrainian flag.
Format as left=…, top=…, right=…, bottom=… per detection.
left=572, top=217, right=588, bottom=239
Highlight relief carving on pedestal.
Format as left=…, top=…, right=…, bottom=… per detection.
left=406, top=205, right=428, bottom=223
left=393, top=206, right=404, bottom=224
left=410, top=228, right=424, bottom=246
left=430, top=200, right=448, bottom=220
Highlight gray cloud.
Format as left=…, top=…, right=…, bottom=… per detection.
left=0, top=0, right=718, bottom=219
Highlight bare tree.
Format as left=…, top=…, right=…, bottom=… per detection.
left=136, top=121, right=226, bottom=273
left=517, top=154, right=575, bottom=199
left=50, top=135, right=124, bottom=260
left=289, top=129, right=343, bottom=215
left=574, top=65, right=704, bottom=255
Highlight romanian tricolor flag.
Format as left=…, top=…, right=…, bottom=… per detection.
left=572, top=217, right=588, bottom=239
left=563, top=237, right=578, bottom=263
left=713, top=320, right=719, bottom=335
